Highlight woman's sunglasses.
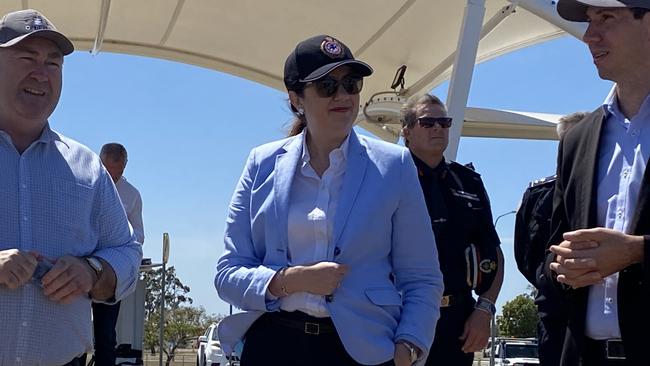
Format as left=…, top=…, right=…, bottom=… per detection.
left=306, top=74, right=364, bottom=98
left=417, top=116, right=453, bottom=129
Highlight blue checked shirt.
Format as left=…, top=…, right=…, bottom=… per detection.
left=585, top=89, right=650, bottom=339
left=0, top=125, right=143, bottom=366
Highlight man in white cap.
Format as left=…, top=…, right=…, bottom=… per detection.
left=547, top=1, right=650, bottom=365
left=0, top=9, right=142, bottom=366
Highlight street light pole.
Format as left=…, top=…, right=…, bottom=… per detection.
left=159, top=233, right=170, bottom=366
left=494, top=210, right=516, bottom=228
left=490, top=210, right=516, bottom=366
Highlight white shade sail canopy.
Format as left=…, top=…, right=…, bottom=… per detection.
left=1, top=0, right=585, bottom=141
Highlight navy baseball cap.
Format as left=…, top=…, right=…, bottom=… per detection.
left=557, top=0, right=650, bottom=22
left=0, top=9, right=74, bottom=55
left=284, top=34, right=373, bottom=91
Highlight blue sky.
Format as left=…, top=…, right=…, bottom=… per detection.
left=51, top=34, right=612, bottom=316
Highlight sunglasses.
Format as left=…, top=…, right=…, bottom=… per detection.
left=417, top=116, right=453, bottom=129
left=306, top=74, right=364, bottom=98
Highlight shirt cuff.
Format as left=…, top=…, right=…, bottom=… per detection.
left=93, top=241, right=143, bottom=302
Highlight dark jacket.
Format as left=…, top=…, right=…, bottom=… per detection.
left=544, top=107, right=650, bottom=366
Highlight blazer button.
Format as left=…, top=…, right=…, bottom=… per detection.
left=334, top=247, right=341, bottom=256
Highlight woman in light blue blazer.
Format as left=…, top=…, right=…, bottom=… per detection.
left=215, top=34, right=443, bottom=366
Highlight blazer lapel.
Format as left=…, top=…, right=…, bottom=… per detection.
left=578, top=108, right=605, bottom=228
left=330, top=131, right=368, bottom=257
left=273, top=134, right=302, bottom=252
left=630, top=156, right=650, bottom=234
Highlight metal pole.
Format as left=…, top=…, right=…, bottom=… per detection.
left=494, top=210, right=516, bottom=228
left=445, top=0, right=486, bottom=160
left=159, top=233, right=170, bottom=366
left=490, top=313, right=497, bottom=366
left=159, top=260, right=165, bottom=366
left=490, top=210, right=515, bottom=366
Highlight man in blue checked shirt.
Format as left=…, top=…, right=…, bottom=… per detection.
left=0, top=9, right=142, bottom=366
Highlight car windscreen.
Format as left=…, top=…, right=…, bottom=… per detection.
left=504, top=344, right=538, bottom=358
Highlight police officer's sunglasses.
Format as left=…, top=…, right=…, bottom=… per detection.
left=306, top=74, right=364, bottom=98
left=417, top=116, right=453, bottom=129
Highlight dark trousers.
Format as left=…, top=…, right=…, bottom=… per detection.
left=241, top=311, right=395, bottom=366
left=92, top=301, right=121, bottom=366
left=537, top=315, right=566, bottom=366
left=425, top=299, right=474, bottom=366
left=583, top=338, right=628, bottom=366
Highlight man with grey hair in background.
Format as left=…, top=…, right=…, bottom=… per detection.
left=95, top=142, right=145, bottom=366
left=514, top=111, right=586, bottom=366
left=100, top=143, right=145, bottom=244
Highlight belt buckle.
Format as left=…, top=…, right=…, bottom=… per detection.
left=304, top=322, right=320, bottom=335
left=605, top=339, right=625, bottom=360
left=441, top=295, right=450, bottom=307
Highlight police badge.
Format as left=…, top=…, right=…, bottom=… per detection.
left=320, top=37, right=344, bottom=59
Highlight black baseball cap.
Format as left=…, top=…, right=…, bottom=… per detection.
left=0, top=9, right=74, bottom=55
left=284, top=34, right=373, bottom=91
left=557, top=0, right=650, bottom=22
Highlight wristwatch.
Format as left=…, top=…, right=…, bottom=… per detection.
left=84, top=256, right=103, bottom=279
left=475, top=297, right=496, bottom=315
left=399, top=341, right=418, bottom=365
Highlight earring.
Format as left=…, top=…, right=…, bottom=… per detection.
left=297, top=107, right=305, bottom=116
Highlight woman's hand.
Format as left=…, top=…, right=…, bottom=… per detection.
left=271, top=262, right=348, bottom=297
left=394, top=342, right=418, bottom=366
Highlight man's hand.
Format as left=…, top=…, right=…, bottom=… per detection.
left=460, top=309, right=492, bottom=353
left=549, top=228, right=644, bottom=288
left=41, top=256, right=97, bottom=304
left=0, top=249, right=37, bottom=289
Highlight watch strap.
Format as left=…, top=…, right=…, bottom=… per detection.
left=475, top=297, right=496, bottom=315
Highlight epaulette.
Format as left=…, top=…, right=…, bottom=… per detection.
left=448, top=161, right=480, bottom=177
left=528, top=174, right=557, bottom=188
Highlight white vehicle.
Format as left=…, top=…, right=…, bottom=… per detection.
left=196, top=324, right=240, bottom=366
left=485, top=338, right=539, bottom=366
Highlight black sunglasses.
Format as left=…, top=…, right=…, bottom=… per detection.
left=417, top=116, right=452, bottom=129
left=306, top=74, right=364, bottom=98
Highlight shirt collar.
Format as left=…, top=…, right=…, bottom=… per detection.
left=411, top=152, right=446, bottom=178
left=603, top=84, right=650, bottom=125
left=0, top=123, right=65, bottom=149
left=300, top=131, right=351, bottom=165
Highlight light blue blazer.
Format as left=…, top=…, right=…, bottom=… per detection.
left=215, top=130, right=443, bottom=365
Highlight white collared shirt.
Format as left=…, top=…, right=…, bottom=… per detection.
left=279, top=133, right=349, bottom=317
left=116, top=176, right=145, bottom=244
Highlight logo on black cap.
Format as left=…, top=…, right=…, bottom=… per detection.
left=31, top=16, right=47, bottom=30
left=320, top=37, right=343, bottom=59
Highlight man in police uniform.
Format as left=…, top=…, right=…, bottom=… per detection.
left=514, top=111, right=586, bottom=366
left=401, top=94, right=503, bottom=366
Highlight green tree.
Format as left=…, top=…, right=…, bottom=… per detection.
left=142, top=267, right=223, bottom=366
left=497, top=294, right=538, bottom=338
left=142, top=267, right=192, bottom=357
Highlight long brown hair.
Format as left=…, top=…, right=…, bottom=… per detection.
left=286, top=88, right=306, bottom=137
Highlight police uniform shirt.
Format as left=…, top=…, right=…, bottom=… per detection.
left=412, top=154, right=500, bottom=295
left=514, top=175, right=556, bottom=286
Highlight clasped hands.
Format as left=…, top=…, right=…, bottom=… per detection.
left=0, top=249, right=98, bottom=303
left=549, top=228, right=644, bottom=289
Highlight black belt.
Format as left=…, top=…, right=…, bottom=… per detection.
left=264, top=311, right=337, bottom=335
left=440, top=292, right=472, bottom=307
left=585, top=337, right=626, bottom=361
